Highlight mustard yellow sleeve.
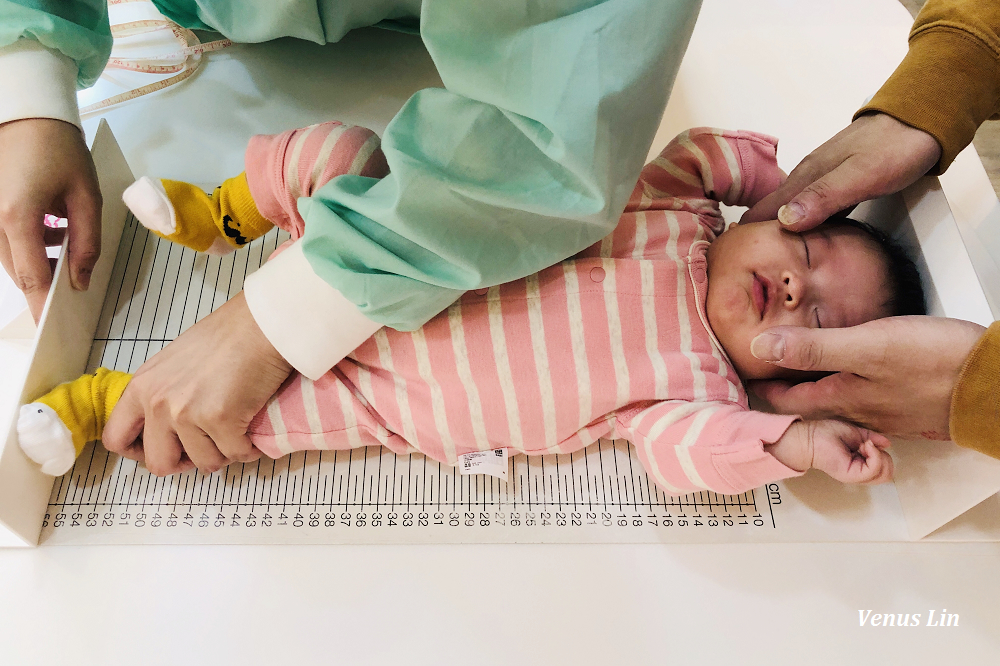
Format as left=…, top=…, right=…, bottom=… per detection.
left=950, top=322, right=1000, bottom=457
left=854, top=0, right=1000, bottom=174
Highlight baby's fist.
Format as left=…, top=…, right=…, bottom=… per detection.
left=767, top=420, right=893, bottom=486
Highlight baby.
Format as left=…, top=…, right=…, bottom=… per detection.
left=18, top=123, right=924, bottom=496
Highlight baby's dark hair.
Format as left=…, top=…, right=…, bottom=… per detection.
left=823, top=216, right=926, bottom=317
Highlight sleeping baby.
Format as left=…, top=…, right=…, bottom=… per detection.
left=17, top=124, right=924, bottom=495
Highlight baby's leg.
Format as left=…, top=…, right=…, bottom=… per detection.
left=123, top=121, right=389, bottom=253
left=16, top=365, right=379, bottom=475
left=17, top=364, right=405, bottom=475
left=243, top=121, right=389, bottom=240
left=247, top=370, right=412, bottom=459
left=18, top=369, right=131, bottom=475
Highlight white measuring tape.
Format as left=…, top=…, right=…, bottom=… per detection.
left=80, top=0, right=232, bottom=117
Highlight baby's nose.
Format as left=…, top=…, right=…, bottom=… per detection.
left=781, top=272, right=804, bottom=308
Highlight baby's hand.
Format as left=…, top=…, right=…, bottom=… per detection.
left=766, top=420, right=893, bottom=485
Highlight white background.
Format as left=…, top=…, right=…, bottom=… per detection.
left=2, top=0, right=999, bottom=662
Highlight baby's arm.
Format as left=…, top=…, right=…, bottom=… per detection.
left=622, top=400, right=891, bottom=496
left=632, top=128, right=786, bottom=232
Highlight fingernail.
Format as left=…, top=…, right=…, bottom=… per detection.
left=778, top=202, right=804, bottom=226
left=751, top=332, right=785, bottom=361
left=73, top=268, right=92, bottom=291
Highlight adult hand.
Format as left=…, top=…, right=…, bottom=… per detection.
left=741, top=113, right=941, bottom=231
left=748, top=316, right=987, bottom=439
left=0, top=118, right=103, bottom=321
left=103, top=292, right=293, bottom=476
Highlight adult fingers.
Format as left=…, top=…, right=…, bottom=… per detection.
left=751, top=375, right=851, bottom=423
left=140, top=413, right=187, bottom=477
left=243, top=445, right=264, bottom=463
left=65, top=179, right=102, bottom=291
left=103, top=387, right=147, bottom=458
left=0, top=235, right=15, bottom=287
left=204, top=425, right=259, bottom=464
left=741, top=161, right=829, bottom=225
left=750, top=324, right=888, bottom=375
left=176, top=425, right=230, bottom=473
left=4, top=212, right=52, bottom=322
left=42, top=226, right=66, bottom=247
left=769, top=157, right=871, bottom=232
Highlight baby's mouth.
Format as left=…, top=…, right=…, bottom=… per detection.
left=752, top=272, right=769, bottom=320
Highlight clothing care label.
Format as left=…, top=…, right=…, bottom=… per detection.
left=458, top=449, right=508, bottom=481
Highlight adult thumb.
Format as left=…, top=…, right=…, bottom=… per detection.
left=776, top=163, right=867, bottom=233
left=749, top=325, right=868, bottom=374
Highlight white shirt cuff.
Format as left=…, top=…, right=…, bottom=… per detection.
left=0, top=39, right=81, bottom=129
left=243, top=242, right=382, bottom=380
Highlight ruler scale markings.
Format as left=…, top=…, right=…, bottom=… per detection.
left=404, top=455, right=410, bottom=511
left=336, top=470, right=342, bottom=507
left=52, top=472, right=65, bottom=507
left=359, top=448, right=369, bottom=511
left=109, top=454, right=126, bottom=511
left=107, top=216, right=143, bottom=345
left=127, top=232, right=160, bottom=348
left=42, top=229, right=779, bottom=543
left=95, top=215, right=135, bottom=342
left=317, top=453, right=324, bottom=508
left=145, top=238, right=174, bottom=341
left=281, top=455, right=290, bottom=513
left=375, top=449, right=383, bottom=508
left=74, top=445, right=95, bottom=508
left=553, top=456, right=560, bottom=509
left=527, top=464, right=533, bottom=508
left=171, top=238, right=197, bottom=338
left=597, top=440, right=607, bottom=507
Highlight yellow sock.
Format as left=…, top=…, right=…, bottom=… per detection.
left=35, top=369, right=133, bottom=456
left=159, top=172, right=274, bottom=252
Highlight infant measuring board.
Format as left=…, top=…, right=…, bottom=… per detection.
left=42, top=210, right=793, bottom=545
left=35, top=126, right=920, bottom=546
left=41, top=209, right=920, bottom=545
left=10, top=122, right=1000, bottom=546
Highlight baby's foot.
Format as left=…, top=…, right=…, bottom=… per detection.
left=17, top=403, right=76, bottom=476
left=124, top=176, right=177, bottom=235
left=123, top=177, right=234, bottom=255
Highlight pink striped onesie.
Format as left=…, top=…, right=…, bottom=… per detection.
left=242, top=122, right=803, bottom=496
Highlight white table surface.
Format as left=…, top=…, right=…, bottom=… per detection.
left=2, top=1, right=999, bottom=663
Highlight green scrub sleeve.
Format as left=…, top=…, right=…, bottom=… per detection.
left=0, top=0, right=112, bottom=88
left=298, top=0, right=702, bottom=331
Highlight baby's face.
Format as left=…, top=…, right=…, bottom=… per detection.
left=706, top=219, right=893, bottom=380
